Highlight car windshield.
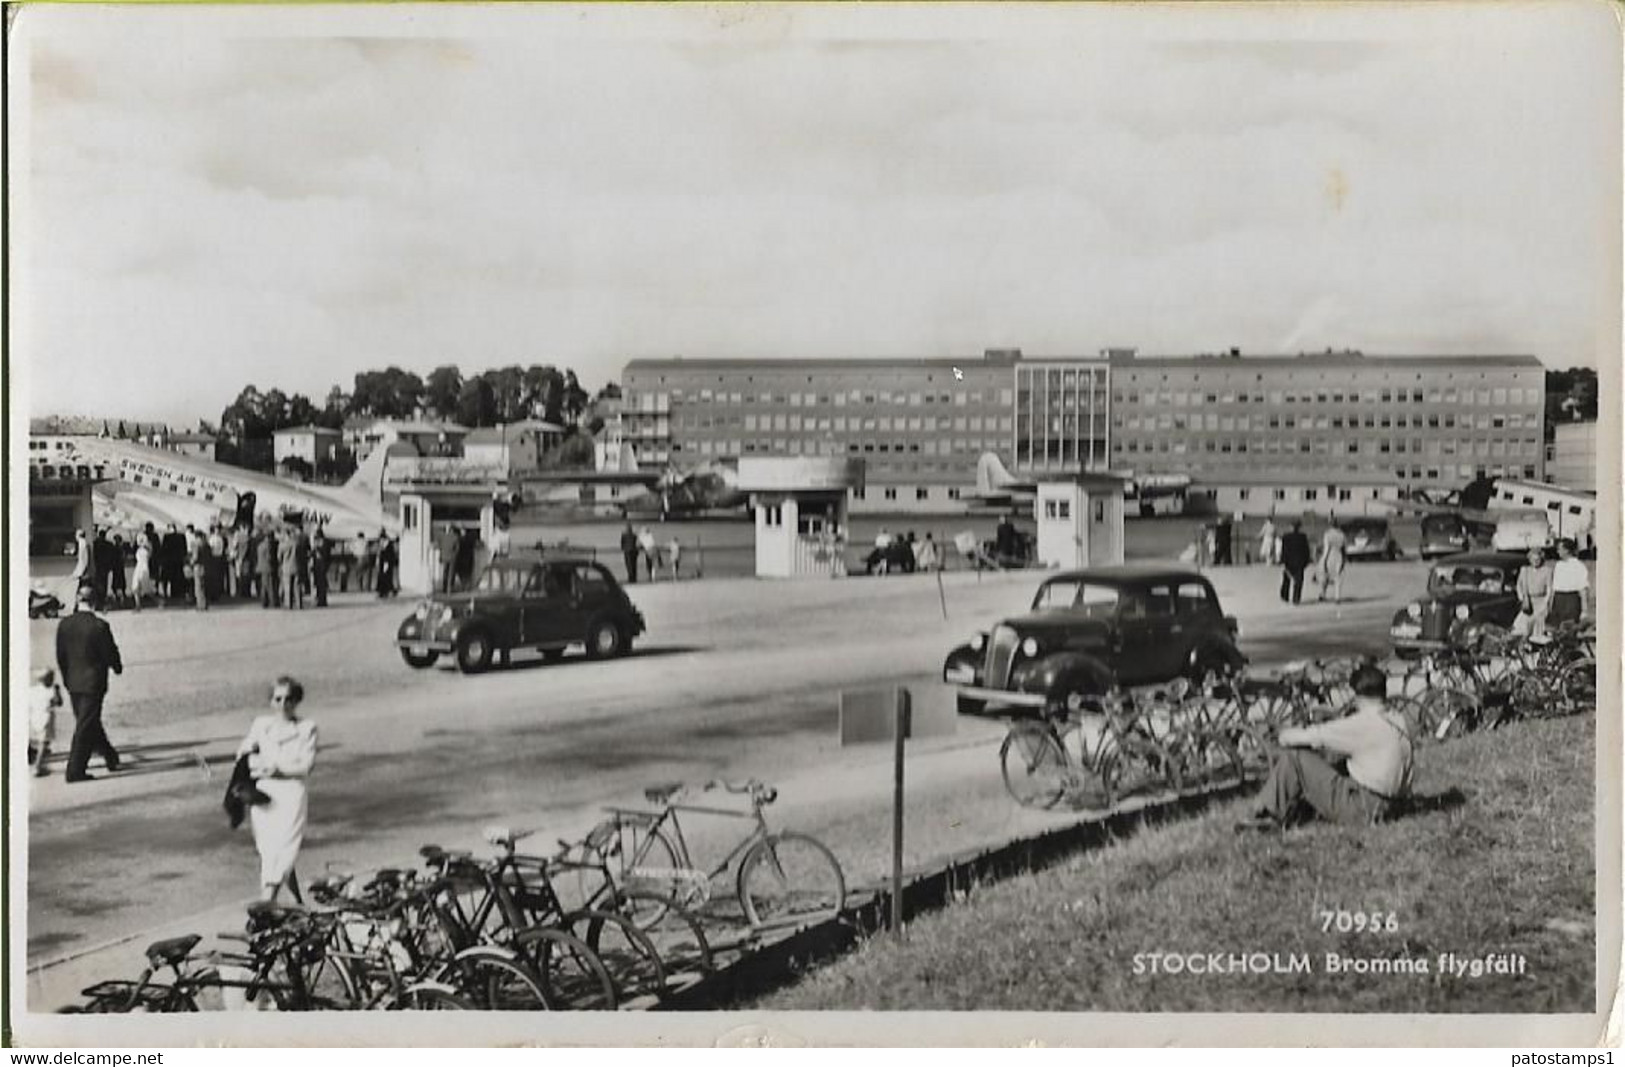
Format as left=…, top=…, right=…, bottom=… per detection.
left=1422, top=516, right=1463, bottom=535
left=1430, top=563, right=1515, bottom=594
left=1032, top=579, right=1120, bottom=619
left=478, top=566, right=524, bottom=593
left=1342, top=521, right=1387, bottom=534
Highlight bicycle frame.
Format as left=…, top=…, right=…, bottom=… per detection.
left=604, top=797, right=770, bottom=901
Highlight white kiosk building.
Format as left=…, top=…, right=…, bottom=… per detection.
left=737, top=457, right=866, bottom=578
left=1034, top=472, right=1126, bottom=570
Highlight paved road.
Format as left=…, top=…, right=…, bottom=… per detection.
left=21, top=561, right=1419, bottom=1007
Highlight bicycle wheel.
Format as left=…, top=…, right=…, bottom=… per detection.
left=1558, top=660, right=1597, bottom=715
left=452, top=950, right=550, bottom=1011
left=583, top=819, right=683, bottom=930
left=300, top=950, right=361, bottom=1010
left=576, top=909, right=667, bottom=1003
left=387, top=983, right=476, bottom=1011
left=1416, top=688, right=1478, bottom=743
left=514, top=926, right=617, bottom=1010
left=1230, top=724, right=1273, bottom=780
left=1174, top=732, right=1242, bottom=792
left=737, top=831, right=847, bottom=930
left=999, top=721, right=1069, bottom=809
left=636, top=902, right=713, bottom=983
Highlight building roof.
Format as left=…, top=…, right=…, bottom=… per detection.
left=272, top=424, right=341, bottom=436
left=1111, top=352, right=1543, bottom=370
left=624, top=353, right=1099, bottom=373
left=1190, top=470, right=1402, bottom=487
left=165, top=432, right=219, bottom=444
left=463, top=421, right=568, bottom=445
left=364, top=418, right=470, bottom=436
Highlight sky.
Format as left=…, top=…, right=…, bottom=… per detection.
left=13, top=2, right=1621, bottom=427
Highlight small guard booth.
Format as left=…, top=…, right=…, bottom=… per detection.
left=1034, top=472, right=1126, bottom=570
left=737, top=457, right=866, bottom=578
left=389, top=457, right=509, bottom=594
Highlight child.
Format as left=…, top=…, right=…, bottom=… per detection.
left=29, top=668, right=62, bottom=777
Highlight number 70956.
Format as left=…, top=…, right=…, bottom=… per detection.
left=1320, top=910, right=1399, bottom=933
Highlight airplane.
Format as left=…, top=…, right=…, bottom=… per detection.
left=965, top=452, right=1040, bottom=510
left=49, top=437, right=398, bottom=540
left=617, top=458, right=748, bottom=519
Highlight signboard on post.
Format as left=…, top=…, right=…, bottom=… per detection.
left=837, top=686, right=955, bottom=935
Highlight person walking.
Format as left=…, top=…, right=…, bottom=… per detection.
left=207, top=524, right=229, bottom=602
left=236, top=676, right=318, bottom=902
left=161, top=524, right=186, bottom=602
left=294, top=525, right=313, bottom=599
left=354, top=531, right=374, bottom=593
left=29, top=667, right=63, bottom=777
left=1317, top=522, right=1348, bottom=604
left=1235, top=663, right=1412, bottom=831
left=375, top=534, right=399, bottom=598
left=68, top=529, right=92, bottom=595
left=1549, top=538, right=1591, bottom=627
left=108, top=535, right=129, bottom=608
left=311, top=527, right=331, bottom=608
left=1279, top=520, right=1312, bottom=605
left=56, top=586, right=124, bottom=783
left=638, top=526, right=659, bottom=583
left=279, top=529, right=303, bottom=610
left=231, top=527, right=251, bottom=600
left=455, top=527, right=479, bottom=591
left=619, top=521, right=640, bottom=584
left=1213, top=514, right=1233, bottom=567
left=667, top=534, right=683, bottom=580
left=1258, top=516, right=1278, bottom=566
left=436, top=524, right=462, bottom=594
left=914, top=532, right=939, bottom=572
left=130, top=535, right=154, bottom=612
left=256, top=528, right=278, bottom=608
left=189, top=526, right=212, bottom=611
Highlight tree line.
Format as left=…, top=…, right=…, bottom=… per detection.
left=215, top=365, right=619, bottom=475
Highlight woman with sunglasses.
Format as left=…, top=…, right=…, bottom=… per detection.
left=235, top=676, right=318, bottom=902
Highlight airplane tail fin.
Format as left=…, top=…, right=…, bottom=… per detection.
left=976, top=452, right=1016, bottom=497
left=338, top=445, right=391, bottom=507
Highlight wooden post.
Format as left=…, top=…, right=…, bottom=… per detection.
left=935, top=563, right=948, bottom=620
left=892, top=691, right=906, bottom=936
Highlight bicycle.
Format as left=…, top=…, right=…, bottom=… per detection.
left=587, top=779, right=846, bottom=933
left=998, top=689, right=1182, bottom=811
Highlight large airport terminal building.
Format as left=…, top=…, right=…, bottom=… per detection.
left=620, top=349, right=1548, bottom=515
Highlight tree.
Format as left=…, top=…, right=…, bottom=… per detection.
left=455, top=376, right=498, bottom=429
left=595, top=382, right=622, bottom=401
left=561, top=370, right=589, bottom=426
left=425, top=365, right=463, bottom=421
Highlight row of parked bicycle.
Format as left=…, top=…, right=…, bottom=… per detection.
left=64, top=780, right=848, bottom=1012
left=999, top=621, right=1598, bottom=811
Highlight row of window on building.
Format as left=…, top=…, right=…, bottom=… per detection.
left=1116, top=437, right=1542, bottom=457
left=630, top=387, right=1013, bottom=410
left=1118, top=411, right=1537, bottom=432
left=675, top=437, right=1007, bottom=459
left=1112, top=385, right=1543, bottom=407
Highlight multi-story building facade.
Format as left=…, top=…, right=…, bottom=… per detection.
left=1544, top=419, right=1595, bottom=491
left=621, top=350, right=1546, bottom=513
left=1108, top=351, right=1546, bottom=494
left=621, top=351, right=1110, bottom=512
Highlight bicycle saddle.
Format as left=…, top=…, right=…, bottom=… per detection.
left=644, top=781, right=686, bottom=804
left=145, top=934, right=202, bottom=968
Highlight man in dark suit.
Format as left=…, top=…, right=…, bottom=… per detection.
left=1279, top=520, right=1313, bottom=605
left=57, top=586, right=124, bottom=783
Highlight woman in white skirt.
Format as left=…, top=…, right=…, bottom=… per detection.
left=130, top=537, right=154, bottom=612
left=236, top=676, right=318, bottom=902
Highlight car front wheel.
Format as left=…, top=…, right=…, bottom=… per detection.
left=401, top=647, right=439, bottom=669
left=586, top=619, right=625, bottom=660
left=456, top=630, right=494, bottom=674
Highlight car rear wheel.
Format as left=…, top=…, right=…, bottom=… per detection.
left=401, top=648, right=439, bottom=669
left=586, top=619, right=625, bottom=660
left=456, top=630, right=494, bottom=674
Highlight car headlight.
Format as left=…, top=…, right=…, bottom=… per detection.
left=1406, top=603, right=1422, bottom=620
left=969, top=633, right=986, bottom=651
left=1021, top=637, right=1039, bottom=657
left=439, top=605, right=455, bottom=624
left=413, top=601, right=433, bottom=620
left=1454, top=604, right=1471, bottom=621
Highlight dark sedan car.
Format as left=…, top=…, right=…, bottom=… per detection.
left=397, top=554, right=646, bottom=673
left=943, top=566, right=1245, bottom=717
left=1389, top=550, right=1525, bottom=654
left=1418, top=513, right=1496, bottom=560
left=1336, top=517, right=1401, bottom=561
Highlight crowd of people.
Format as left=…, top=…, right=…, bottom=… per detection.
left=618, top=522, right=686, bottom=583
left=63, top=521, right=403, bottom=611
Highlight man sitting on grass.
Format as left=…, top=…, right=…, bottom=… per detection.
left=1236, top=663, right=1413, bottom=832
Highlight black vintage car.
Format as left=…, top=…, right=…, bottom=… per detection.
left=1388, top=550, right=1525, bottom=654
left=1336, top=516, right=1401, bottom=561
left=943, top=566, right=1245, bottom=717
left=396, top=554, right=646, bottom=673
left=1418, top=513, right=1496, bottom=560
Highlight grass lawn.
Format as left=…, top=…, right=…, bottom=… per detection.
left=754, top=714, right=1595, bottom=1012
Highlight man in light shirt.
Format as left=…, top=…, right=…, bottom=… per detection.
left=1548, top=538, right=1591, bottom=627
left=1236, top=663, right=1412, bottom=831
